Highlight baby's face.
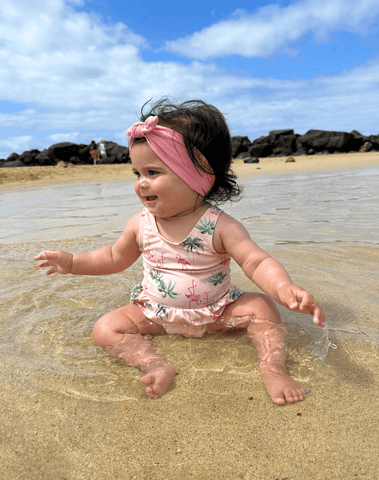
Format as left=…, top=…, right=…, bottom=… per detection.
left=131, top=142, right=202, bottom=219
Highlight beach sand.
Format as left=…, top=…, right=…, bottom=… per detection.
left=1, top=152, right=379, bottom=479
left=1, top=151, right=379, bottom=190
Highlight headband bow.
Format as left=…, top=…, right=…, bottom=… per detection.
left=126, top=116, right=214, bottom=196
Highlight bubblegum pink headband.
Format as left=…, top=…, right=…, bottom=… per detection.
left=126, top=116, right=214, bottom=196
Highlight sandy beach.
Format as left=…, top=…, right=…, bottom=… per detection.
left=1, top=151, right=379, bottom=190
left=1, top=152, right=379, bottom=479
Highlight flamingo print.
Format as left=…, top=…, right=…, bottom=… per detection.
left=176, top=254, right=191, bottom=270
left=185, top=279, right=202, bottom=308
left=156, top=253, right=165, bottom=269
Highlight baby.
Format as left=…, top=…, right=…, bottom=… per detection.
left=35, top=98, right=325, bottom=404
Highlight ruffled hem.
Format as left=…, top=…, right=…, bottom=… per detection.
left=130, top=283, right=244, bottom=337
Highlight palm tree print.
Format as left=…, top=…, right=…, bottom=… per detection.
left=150, top=268, right=180, bottom=300
left=130, top=284, right=143, bottom=302
left=207, top=271, right=227, bottom=286
left=156, top=304, right=170, bottom=319
left=195, top=218, right=216, bottom=235
left=158, top=279, right=180, bottom=300
left=181, top=236, right=204, bottom=254
left=229, top=285, right=243, bottom=301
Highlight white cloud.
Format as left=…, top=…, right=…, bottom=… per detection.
left=0, top=0, right=379, bottom=159
left=46, top=132, right=80, bottom=143
left=0, top=135, right=37, bottom=158
left=164, top=0, right=379, bottom=59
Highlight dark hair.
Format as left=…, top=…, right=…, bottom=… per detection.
left=134, top=98, right=242, bottom=204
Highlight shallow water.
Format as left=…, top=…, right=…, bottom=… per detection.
left=1, top=165, right=378, bottom=399
left=1, top=166, right=379, bottom=479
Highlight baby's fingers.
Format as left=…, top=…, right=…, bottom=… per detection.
left=34, top=250, right=57, bottom=261
left=311, top=303, right=326, bottom=327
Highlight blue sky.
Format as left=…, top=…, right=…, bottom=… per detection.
left=1, top=0, right=379, bottom=159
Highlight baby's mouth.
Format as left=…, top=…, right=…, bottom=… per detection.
left=145, top=196, right=157, bottom=202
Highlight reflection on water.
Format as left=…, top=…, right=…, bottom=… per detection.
left=0, top=166, right=378, bottom=399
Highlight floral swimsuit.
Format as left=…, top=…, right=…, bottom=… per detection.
left=131, top=206, right=243, bottom=337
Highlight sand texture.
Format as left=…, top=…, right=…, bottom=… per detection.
left=1, top=151, right=379, bottom=191
left=0, top=153, right=378, bottom=479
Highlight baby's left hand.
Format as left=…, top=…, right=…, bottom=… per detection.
left=277, top=284, right=326, bottom=327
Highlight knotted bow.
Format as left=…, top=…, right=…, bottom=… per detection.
left=126, top=116, right=214, bottom=196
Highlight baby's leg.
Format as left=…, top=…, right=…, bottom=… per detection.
left=93, top=304, right=175, bottom=399
left=211, top=293, right=306, bottom=404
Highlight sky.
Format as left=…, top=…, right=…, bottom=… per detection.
left=1, top=0, right=379, bottom=159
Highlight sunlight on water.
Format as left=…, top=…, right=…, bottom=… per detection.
left=0, top=166, right=378, bottom=399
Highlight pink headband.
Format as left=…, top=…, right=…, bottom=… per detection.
left=126, top=116, right=214, bottom=196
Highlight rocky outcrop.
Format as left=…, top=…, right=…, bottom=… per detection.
left=230, top=129, right=378, bottom=159
left=1, top=129, right=378, bottom=167
left=0, top=141, right=131, bottom=168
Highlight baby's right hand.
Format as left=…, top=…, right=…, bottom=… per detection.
left=34, top=250, right=73, bottom=275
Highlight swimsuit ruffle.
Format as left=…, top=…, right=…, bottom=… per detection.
left=131, top=283, right=244, bottom=337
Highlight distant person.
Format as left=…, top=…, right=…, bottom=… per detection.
left=98, top=140, right=107, bottom=159
left=89, top=140, right=99, bottom=165
left=35, top=98, right=325, bottom=404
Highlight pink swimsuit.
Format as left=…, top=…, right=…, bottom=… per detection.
left=131, top=206, right=243, bottom=337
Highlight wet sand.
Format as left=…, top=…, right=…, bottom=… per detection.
left=1, top=153, right=379, bottom=479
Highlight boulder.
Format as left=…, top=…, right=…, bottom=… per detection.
left=18, top=149, right=41, bottom=166
left=6, top=152, right=20, bottom=162
left=248, top=143, right=273, bottom=158
left=297, top=130, right=361, bottom=153
left=269, top=129, right=294, bottom=143
left=35, top=153, right=56, bottom=166
left=231, top=136, right=251, bottom=158
left=365, top=134, right=379, bottom=150
left=359, top=141, right=373, bottom=153
left=46, top=142, right=82, bottom=163
left=0, top=158, right=27, bottom=167
left=243, top=157, right=259, bottom=164
left=102, top=141, right=130, bottom=163
left=271, top=135, right=297, bottom=156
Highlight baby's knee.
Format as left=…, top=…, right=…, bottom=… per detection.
left=92, top=313, right=139, bottom=346
left=250, top=293, right=281, bottom=321
left=244, top=293, right=280, bottom=323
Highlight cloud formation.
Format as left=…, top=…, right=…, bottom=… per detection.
left=0, top=0, right=378, bottom=159
left=164, top=0, right=379, bottom=59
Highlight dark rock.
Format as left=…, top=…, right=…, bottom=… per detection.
left=269, top=129, right=294, bottom=143
left=0, top=158, right=27, bottom=168
left=243, top=157, right=259, bottom=164
left=46, top=142, right=81, bottom=163
left=366, top=134, right=379, bottom=150
left=69, top=156, right=86, bottom=165
left=360, top=141, right=373, bottom=152
left=292, top=148, right=308, bottom=156
left=248, top=143, right=273, bottom=158
left=6, top=152, right=20, bottom=162
left=102, top=141, right=130, bottom=163
left=35, top=153, right=56, bottom=166
left=236, top=152, right=251, bottom=159
left=271, top=135, right=297, bottom=156
left=18, top=149, right=41, bottom=166
left=251, top=134, right=271, bottom=145
left=298, top=129, right=360, bottom=153
left=231, top=136, right=251, bottom=158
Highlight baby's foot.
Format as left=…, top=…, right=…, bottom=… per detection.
left=260, top=371, right=306, bottom=405
left=139, top=364, right=176, bottom=399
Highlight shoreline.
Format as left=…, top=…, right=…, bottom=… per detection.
left=1, top=152, right=379, bottom=191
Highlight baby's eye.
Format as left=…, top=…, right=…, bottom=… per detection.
left=148, top=170, right=158, bottom=176
left=132, top=171, right=140, bottom=177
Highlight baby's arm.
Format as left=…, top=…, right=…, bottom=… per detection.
left=216, top=214, right=325, bottom=327
left=34, top=213, right=141, bottom=276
